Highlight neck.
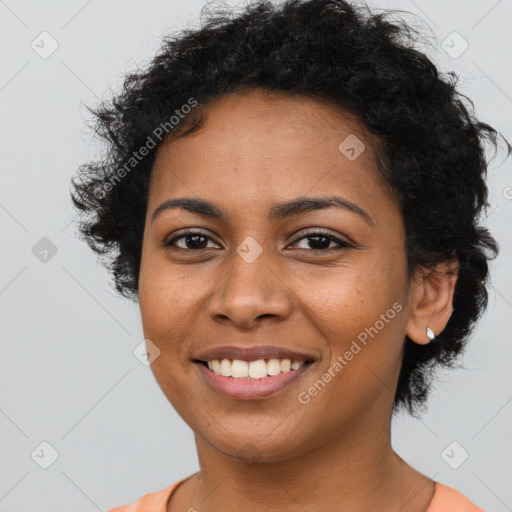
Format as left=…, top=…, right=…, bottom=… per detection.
left=181, top=409, right=434, bottom=512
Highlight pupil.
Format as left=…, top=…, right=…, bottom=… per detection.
left=187, top=235, right=206, bottom=249
left=309, top=235, right=330, bottom=250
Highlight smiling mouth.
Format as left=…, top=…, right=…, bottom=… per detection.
left=193, top=356, right=316, bottom=400
left=193, top=358, right=316, bottom=379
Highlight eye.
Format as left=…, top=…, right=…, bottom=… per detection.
left=161, top=228, right=353, bottom=252
left=162, top=228, right=221, bottom=250
left=288, top=229, right=353, bottom=252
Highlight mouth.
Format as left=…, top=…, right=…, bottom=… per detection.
left=192, top=357, right=316, bottom=400
left=193, top=357, right=316, bottom=378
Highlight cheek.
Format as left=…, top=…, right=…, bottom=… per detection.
left=299, top=259, right=407, bottom=390
left=138, top=267, right=199, bottom=416
left=138, top=254, right=215, bottom=383
left=138, top=254, right=188, bottom=376
left=299, top=257, right=404, bottom=337
left=138, top=252, right=198, bottom=331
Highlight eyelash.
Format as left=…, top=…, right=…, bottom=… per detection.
left=162, top=228, right=353, bottom=252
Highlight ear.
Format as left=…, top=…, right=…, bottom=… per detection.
left=405, top=258, right=459, bottom=345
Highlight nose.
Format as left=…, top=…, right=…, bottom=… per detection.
left=207, top=249, right=292, bottom=329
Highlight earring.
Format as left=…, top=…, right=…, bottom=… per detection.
left=426, top=327, right=435, bottom=341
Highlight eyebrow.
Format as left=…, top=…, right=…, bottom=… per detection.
left=151, top=195, right=374, bottom=226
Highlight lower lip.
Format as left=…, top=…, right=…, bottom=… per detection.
left=194, top=362, right=314, bottom=400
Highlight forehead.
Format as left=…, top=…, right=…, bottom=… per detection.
left=162, top=89, right=372, bottom=153
left=148, top=89, right=395, bottom=219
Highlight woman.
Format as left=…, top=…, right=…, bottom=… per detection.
left=71, top=0, right=509, bottom=510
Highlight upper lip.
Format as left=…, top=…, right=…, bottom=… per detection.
left=193, top=345, right=316, bottom=363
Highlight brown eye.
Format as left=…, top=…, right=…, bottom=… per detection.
left=163, top=229, right=221, bottom=250
left=289, top=230, right=353, bottom=252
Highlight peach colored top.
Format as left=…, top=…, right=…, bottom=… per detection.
left=106, top=474, right=486, bottom=512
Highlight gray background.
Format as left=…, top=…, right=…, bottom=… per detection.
left=1, top=0, right=511, bottom=510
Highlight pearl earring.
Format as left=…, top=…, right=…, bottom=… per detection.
left=426, top=327, right=435, bottom=341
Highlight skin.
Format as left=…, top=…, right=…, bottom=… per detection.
left=138, top=88, right=459, bottom=512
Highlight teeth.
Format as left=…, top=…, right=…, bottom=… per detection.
left=206, top=358, right=307, bottom=379
left=267, top=359, right=282, bottom=376
left=281, top=359, right=291, bottom=372
left=220, top=358, right=232, bottom=377
left=249, top=359, right=267, bottom=379
left=231, top=359, right=249, bottom=378
left=212, top=359, right=222, bottom=374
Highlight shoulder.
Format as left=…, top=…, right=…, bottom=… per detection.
left=105, top=482, right=179, bottom=512
left=427, top=482, right=486, bottom=512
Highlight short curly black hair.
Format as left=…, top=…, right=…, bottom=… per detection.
left=70, top=0, right=510, bottom=414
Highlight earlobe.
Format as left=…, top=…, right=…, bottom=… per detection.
left=405, top=259, right=459, bottom=345
left=426, top=326, right=435, bottom=341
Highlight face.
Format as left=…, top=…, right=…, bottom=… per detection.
left=138, top=89, right=413, bottom=463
